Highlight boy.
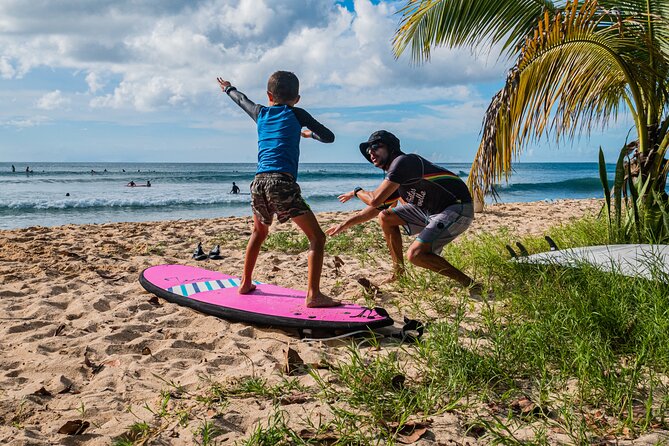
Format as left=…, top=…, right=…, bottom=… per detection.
left=217, top=71, right=340, bottom=308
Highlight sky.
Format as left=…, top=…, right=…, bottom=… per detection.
left=0, top=0, right=633, bottom=164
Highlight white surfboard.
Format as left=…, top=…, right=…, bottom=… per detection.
left=515, top=244, right=669, bottom=282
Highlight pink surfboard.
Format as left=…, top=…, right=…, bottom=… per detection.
left=139, top=264, right=393, bottom=330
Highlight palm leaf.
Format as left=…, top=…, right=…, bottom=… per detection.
left=393, top=0, right=558, bottom=61
left=468, top=0, right=653, bottom=197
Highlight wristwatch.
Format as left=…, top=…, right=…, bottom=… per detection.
left=353, top=187, right=363, bottom=197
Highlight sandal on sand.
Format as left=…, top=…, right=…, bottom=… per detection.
left=192, top=242, right=207, bottom=261
left=208, top=245, right=223, bottom=260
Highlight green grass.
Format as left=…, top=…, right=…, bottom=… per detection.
left=118, top=214, right=669, bottom=444
left=303, top=215, right=669, bottom=444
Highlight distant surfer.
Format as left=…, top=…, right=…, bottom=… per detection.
left=326, top=130, right=486, bottom=299
left=218, top=71, right=339, bottom=308
left=127, top=181, right=136, bottom=187
left=146, top=180, right=151, bottom=187
left=230, top=182, right=240, bottom=194
left=11, top=165, right=15, bottom=172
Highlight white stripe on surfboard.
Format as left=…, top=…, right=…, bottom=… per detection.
left=167, top=278, right=262, bottom=297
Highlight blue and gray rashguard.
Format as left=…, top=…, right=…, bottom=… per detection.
left=224, top=86, right=334, bottom=179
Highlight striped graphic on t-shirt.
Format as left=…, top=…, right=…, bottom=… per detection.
left=423, top=172, right=461, bottom=182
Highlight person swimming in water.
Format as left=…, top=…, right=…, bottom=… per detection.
left=230, top=182, right=240, bottom=194
left=128, top=181, right=136, bottom=187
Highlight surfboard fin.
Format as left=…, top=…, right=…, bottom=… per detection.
left=515, top=242, right=529, bottom=257
left=192, top=242, right=207, bottom=261
left=545, top=236, right=559, bottom=251
left=505, top=244, right=518, bottom=258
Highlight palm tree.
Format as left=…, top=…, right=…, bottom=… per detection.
left=393, top=0, right=669, bottom=226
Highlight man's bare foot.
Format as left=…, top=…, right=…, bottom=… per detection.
left=305, top=293, right=342, bottom=308
left=379, top=273, right=402, bottom=285
left=238, top=282, right=256, bottom=294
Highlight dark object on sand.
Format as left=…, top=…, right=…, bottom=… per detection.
left=208, top=245, right=223, bottom=260
left=192, top=242, right=207, bottom=261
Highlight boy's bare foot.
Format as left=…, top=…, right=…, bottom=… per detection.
left=306, top=293, right=342, bottom=308
left=238, top=282, right=256, bottom=294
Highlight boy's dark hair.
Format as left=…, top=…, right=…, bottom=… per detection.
left=267, top=71, right=299, bottom=103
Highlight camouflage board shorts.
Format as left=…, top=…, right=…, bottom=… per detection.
left=250, top=172, right=311, bottom=224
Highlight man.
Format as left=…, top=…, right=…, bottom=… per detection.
left=326, top=130, right=484, bottom=298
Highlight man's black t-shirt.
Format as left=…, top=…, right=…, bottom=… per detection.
left=384, top=154, right=471, bottom=214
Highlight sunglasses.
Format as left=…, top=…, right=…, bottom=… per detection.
left=366, top=142, right=385, bottom=154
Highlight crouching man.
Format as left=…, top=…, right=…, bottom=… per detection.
left=326, top=130, right=484, bottom=298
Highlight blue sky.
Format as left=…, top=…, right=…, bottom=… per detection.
left=0, top=0, right=632, bottom=164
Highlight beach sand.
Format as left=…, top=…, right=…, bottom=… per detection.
left=0, top=199, right=603, bottom=445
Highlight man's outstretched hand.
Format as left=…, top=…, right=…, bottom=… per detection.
left=326, top=223, right=347, bottom=236
left=337, top=191, right=355, bottom=203
left=217, top=77, right=231, bottom=92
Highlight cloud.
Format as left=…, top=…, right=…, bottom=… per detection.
left=0, top=0, right=504, bottom=112
left=85, top=72, right=105, bottom=93
left=4, top=115, right=50, bottom=128
left=36, top=90, right=70, bottom=110
left=0, top=57, right=16, bottom=78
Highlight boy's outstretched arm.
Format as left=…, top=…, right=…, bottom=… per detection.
left=217, top=77, right=262, bottom=122
left=292, top=108, right=334, bottom=143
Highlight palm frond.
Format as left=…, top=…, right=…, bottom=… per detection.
left=468, top=0, right=653, bottom=197
left=393, top=0, right=558, bottom=62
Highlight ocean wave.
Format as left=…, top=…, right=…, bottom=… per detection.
left=0, top=193, right=341, bottom=211
left=497, top=177, right=604, bottom=194
left=0, top=171, right=383, bottom=184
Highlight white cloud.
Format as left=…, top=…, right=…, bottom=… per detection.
left=4, top=115, right=50, bottom=128
left=0, top=0, right=504, bottom=112
left=0, top=57, right=15, bottom=78
left=85, top=72, right=105, bottom=93
left=36, top=90, right=70, bottom=110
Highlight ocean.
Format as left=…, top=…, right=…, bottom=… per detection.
left=0, top=162, right=618, bottom=230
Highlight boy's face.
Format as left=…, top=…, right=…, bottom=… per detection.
left=367, top=142, right=390, bottom=168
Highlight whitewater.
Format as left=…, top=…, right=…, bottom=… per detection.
left=1, top=162, right=616, bottom=229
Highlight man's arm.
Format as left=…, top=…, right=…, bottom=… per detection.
left=351, top=180, right=400, bottom=208
left=217, top=78, right=262, bottom=122
left=292, top=108, right=335, bottom=143
left=326, top=205, right=380, bottom=237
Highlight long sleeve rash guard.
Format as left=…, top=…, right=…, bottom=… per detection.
left=225, top=86, right=334, bottom=179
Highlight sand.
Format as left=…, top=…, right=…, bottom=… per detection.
left=0, top=199, right=606, bottom=445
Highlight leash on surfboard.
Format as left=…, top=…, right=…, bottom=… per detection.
left=299, top=316, right=424, bottom=344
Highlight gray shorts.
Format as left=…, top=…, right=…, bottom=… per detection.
left=392, top=202, right=474, bottom=254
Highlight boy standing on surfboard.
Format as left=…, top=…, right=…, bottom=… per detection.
left=217, top=71, right=341, bottom=308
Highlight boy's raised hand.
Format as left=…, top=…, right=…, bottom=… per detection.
left=301, top=130, right=313, bottom=138
left=217, top=77, right=231, bottom=92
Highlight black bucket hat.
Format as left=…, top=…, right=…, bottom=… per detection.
left=359, top=130, right=401, bottom=163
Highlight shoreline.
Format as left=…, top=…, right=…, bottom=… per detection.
left=0, top=198, right=603, bottom=234
left=0, top=198, right=602, bottom=444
